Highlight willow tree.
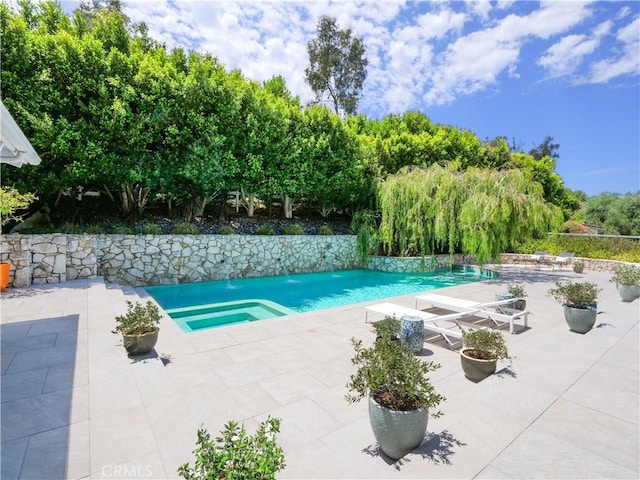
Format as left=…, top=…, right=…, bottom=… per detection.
left=378, top=164, right=563, bottom=265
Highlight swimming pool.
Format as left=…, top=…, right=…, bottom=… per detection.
left=145, top=267, right=494, bottom=332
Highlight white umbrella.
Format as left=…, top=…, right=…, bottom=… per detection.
left=1, top=100, right=42, bottom=167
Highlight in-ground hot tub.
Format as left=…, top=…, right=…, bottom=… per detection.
left=165, top=299, right=297, bottom=332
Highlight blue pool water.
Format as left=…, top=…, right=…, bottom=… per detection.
left=145, top=267, right=494, bottom=331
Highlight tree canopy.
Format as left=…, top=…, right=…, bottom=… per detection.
left=377, top=164, right=564, bottom=264
left=0, top=1, right=581, bottom=260
left=305, top=15, right=368, bottom=117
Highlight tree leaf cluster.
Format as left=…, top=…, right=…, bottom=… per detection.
left=582, top=192, right=640, bottom=236
left=346, top=331, right=445, bottom=413
left=377, top=164, right=564, bottom=265
left=178, top=416, right=285, bottom=480
left=1, top=2, right=578, bottom=258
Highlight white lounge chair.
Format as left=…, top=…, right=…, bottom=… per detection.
left=415, top=293, right=529, bottom=334
left=552, top=252, right=575, bottom=270
left=364, top=302, right=479, bottom=347
left=529, top=250, right=549, bottom=269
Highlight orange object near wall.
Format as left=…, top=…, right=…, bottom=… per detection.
left=0, top=263, right=10, bottom=291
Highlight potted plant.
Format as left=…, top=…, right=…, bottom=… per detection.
left=460, top=329, right=511, bottom=383
left=372, top=317, right=400, bottom=344
left=572, top=260, right=584, bottom=273
left=112, top=300, right=162, bottom=355
left=495, top=284, right=527, bottom=310
left=345, top=330, right=445, bottom=460
left=547, top=281, right=602, bottom=334
left=178, top=416, right=285, bottom=479
left=610, top=263, right=640, bottom=302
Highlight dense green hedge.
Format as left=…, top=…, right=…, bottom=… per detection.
left=514, top=235, right=640, bottom=263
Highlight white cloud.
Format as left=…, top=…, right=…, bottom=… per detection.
left=579, top=17, right=640, bottom=84
left=116, top=0, right=636, bottom=113
left=467, top=0, right=492, bottom=21
left=538, top=21, right=611, bottom=79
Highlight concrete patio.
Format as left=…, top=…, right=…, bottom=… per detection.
left=1, top=266, right=638, bottom=479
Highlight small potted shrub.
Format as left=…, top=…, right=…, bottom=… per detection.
left=610, top=263, right=640, bottom=302
left=572, top=260, right=584, bottom=273
left=372, top=317, right=400, bottom=344
left=112, top=300, right=162, bottom=355
left=346, top=330, right=445, bottom=460
left=460, top=329, right=511, bottom=383
left=495, top=284, right=527, bottom=310
left=178, top=416, right=285, bottom=479
left=547, top=281, right=602, bottom=333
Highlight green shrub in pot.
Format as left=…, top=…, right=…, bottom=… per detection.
left=346, top=330, right=445, bottom=460
left=610, top=263, right=640, bottom=301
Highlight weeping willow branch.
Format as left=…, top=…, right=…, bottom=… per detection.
left=378, top=164, right=563, bottom=265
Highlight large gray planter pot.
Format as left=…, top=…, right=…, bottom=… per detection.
left=368, top=396, right=428, bottom=460
left=122, top=328, right=159, bottom=356
left=617, top=284, right=640, bottom=302
left=460, top=349, right=497, bottom=383
left=563, top=306, right=596, bottom=334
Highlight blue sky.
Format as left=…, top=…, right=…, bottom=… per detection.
left=65, top=0, right=640, bottom=196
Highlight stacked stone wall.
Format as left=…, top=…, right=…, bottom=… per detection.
left=96, top=234, right=358, bottom=286
left=1, top=234, right=636, bottom=288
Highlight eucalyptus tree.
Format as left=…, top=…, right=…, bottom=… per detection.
left=305, top=15, right=368, bottom=116
left=377, top=164, right=563, bottom=264
left=529, top=135, right=560, bottom=160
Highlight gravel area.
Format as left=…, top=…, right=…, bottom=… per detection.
left=149, top=215, right=354, bottom=235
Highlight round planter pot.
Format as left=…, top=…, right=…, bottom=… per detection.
left=617, top=284, right=640, bottom=302
left=563, top=306, right=597, bottom=334
left=368, top=396, right=428, bottom=460
left=514, top=299, right=526, bottom=311
left=460, top=349, right=497, bottom=383
left=0, top=262, right=10, bottom=292
left=122, top=329, right=159, bottom=356
left=400, top=315, right=424, bottom=354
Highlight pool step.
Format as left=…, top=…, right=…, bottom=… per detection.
left=165, top=299, right=296, bottom=332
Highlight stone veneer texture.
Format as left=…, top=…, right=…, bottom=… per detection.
left=0, top=234, right=628, bottom=288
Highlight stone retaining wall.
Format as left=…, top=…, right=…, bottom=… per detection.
left=499, top=253, right=628, bottom=272
left=1, top=234, right=636, bottom=288
left=96, top=234, right=358, bottom=286
left=1, top=234, right=359, bottom=287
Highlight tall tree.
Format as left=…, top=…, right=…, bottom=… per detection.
left=377, top=164, right=563, bottom=264
left=529, top=135, right=560, bottom=160
left=305, top=15, right=367, bottom=117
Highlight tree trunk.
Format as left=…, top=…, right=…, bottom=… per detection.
left=283, top=195, right=293, bottom=219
